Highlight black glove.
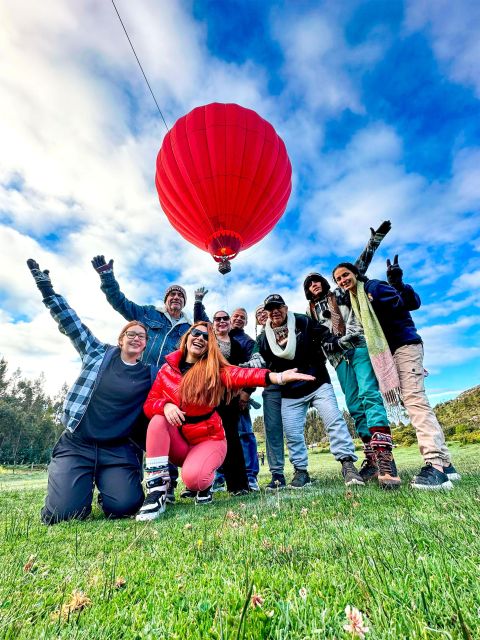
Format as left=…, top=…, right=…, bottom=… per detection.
left=370, top=220, right=391, bottom=239
left=27, top=259, right=55, bottom=298
left=194, top=286, right=208, bottom=302
left=91, top=255, right=114, bottom=275
left=386, top=254, right=403, bottom=288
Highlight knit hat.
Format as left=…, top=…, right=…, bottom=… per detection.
left=164, top=285, right=187, bottom=304
left=303, top=272, right=330, bottom=300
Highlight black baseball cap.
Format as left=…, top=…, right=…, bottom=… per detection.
left=264, top=294, right=286, bottom=310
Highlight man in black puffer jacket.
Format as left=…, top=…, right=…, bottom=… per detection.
left=253, top=294, right=364, bottom=489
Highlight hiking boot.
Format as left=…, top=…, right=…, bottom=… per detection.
left=443, top=463, right=461, bottom=481
left=195, top=486, right=213, bottom=505
left=370, top=432, right=401, bottom=490
left=341, top=459, right=365, bottom=487
left=136, top=478, right=168, bottom=521
left=180, top=488, right=197, bottom=499
left=248, top=479, right=260, bottom=492
left=359, top=443, right=379, bottom=483
left=212, top=477, right=227, bottom=492
left=411, top=463, right=453, bottom=490
left=265, top=474, right=287, bottom=491
left=289, top=468, right=312, bottom=489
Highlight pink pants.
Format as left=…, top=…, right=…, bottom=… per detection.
left=146, top=416, right=227, bottom=491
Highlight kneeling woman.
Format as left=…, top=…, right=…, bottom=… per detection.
left=137, top=322, right=312, bottom=520
left=27, top=260, right=157, bottom=524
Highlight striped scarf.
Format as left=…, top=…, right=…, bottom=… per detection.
left=349, top=281, right=401, bottom=406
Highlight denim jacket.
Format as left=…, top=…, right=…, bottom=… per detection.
left=43, top=294, right=157, bottom=433
left=99, top=272, right=191, bottom=366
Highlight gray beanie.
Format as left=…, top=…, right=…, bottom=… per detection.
left=164, top=285, right=187, bottom=304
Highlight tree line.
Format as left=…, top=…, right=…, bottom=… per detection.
left=0, top=358, right=66, bottom=465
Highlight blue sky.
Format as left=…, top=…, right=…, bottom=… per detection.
left=0, top=0, right=479, bottom=405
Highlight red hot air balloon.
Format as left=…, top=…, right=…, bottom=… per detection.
left=155, top=103, right=292, bottom=273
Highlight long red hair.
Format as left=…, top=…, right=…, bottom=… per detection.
left=179, top=322, right=233, bottom=407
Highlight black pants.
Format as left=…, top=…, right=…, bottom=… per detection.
left=41, top=431, right=144, bottom=525
left=217, top=400, right=249, bottom=492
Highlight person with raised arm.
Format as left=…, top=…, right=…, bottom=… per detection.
left=27, top=260, right=158, bottom=524
left=332, top=256, right=460, bottom=490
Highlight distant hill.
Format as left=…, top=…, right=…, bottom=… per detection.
left=434, top=385, right=480, bottom=443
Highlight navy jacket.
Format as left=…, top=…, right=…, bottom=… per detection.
left=364, top=280, right=422, bottom=354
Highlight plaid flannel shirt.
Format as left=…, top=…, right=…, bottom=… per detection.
left=44, top=294, right=116, bottom=432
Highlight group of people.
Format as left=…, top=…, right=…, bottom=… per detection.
left=27, top=219, right=459, bottom=525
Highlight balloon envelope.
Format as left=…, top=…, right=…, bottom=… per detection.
left=155, top=103, right=292, bottom=265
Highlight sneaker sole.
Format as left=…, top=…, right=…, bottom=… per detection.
left=411, top=480, right=454, bottom=490
left=265, top=485, right=286, bottom=491
left=344, top=479, right=365, bottom=487
left=378, top=478, right=402, bottom=490
left=446, top=473, right=461, bottom=481
left=135, top=508, right=165, bottom=522
left=288, top=482, right=312, bottom=489
left=212, top=487, right=227, bottom=493
left=195, top=500, right=213, bottom=505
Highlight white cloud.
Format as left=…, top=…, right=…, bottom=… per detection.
left=405, top=0, right=480, bottom=97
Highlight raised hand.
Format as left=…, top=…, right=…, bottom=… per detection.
left=194, top=286, right=208, bottom=302
left=27, top=259, right=54, bottom=292
left=386, top=254, right=403, bottom=287
left=370, top=220, right=392, bottom=239
left=91, top=255, right=114, bottom=275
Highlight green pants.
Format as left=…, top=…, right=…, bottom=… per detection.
left=335, top=347, right=388, bottom=439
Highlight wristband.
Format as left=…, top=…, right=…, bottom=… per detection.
left=277, top=371, right=286, bottom=385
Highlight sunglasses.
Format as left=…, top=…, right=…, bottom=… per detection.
left=213, top=315, right=230, bottom=322
left=190, top=328, right=209, bottom=341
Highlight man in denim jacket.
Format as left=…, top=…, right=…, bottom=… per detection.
left=92, top=256, right=191, bottom=367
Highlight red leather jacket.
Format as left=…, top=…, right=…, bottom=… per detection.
left=144, top=350, right=270, bottom=445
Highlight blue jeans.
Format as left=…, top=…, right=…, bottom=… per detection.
left=262, top=384, right=284, bottom=475
left=281, top=383, right=357, bottom=470
left=238, top=411, right=259, bottom=482
left=335, top=347, right=388, bottom=439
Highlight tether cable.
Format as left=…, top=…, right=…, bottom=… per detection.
left=111, top=0, right=169, bottom=132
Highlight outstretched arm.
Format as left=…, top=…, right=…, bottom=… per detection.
left=92, top=255, right=148, bottom=322
left=27, top=260, right=104, bottom=358
left=354, top=220, right=391, bottom=276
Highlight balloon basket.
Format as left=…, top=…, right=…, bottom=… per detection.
left=218, top=259, right=231, bottom=275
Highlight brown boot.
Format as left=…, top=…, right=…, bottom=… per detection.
left=359, top=443, right=379, bottom=483
left=370, top=432, right=401, bottom=490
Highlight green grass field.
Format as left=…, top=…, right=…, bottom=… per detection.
left=0, top=444, right=479, bottom=639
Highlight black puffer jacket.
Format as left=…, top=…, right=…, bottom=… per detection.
left=255, top=313, right=332, bottom=399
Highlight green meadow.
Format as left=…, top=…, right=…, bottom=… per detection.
left=0, top=444, right=479, bottom=639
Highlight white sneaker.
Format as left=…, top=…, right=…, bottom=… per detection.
left=136, top=479, right=168, bottom=521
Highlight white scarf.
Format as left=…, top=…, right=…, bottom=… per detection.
left=265, top=311, right=297, bottom=360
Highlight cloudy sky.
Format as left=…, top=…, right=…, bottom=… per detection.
left=1, top=0, right=479, bottom=406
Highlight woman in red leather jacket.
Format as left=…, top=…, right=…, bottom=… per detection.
left=136, top=322, right=313, bottom=520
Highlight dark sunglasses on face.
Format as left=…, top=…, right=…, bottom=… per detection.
left=190, top=328, right=209, bottom=341
left=213, top=315, right=230, bottom=322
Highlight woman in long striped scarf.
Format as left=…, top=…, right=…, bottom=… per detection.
left=332, top=260, right=459, bottom=491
